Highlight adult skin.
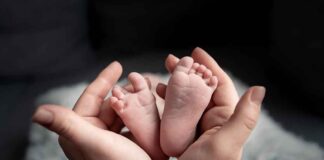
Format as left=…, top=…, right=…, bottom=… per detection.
left=33, top=47, right=265, bottom=160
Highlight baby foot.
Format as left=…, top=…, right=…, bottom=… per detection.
left=161, top=57, right=218, bottom=156
left=109, top=72, right=166, bottom=160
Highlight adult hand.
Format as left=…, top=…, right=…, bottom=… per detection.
left=32, top=62, right=151, bottom=160
left=157, top=47, right=266, bottom=159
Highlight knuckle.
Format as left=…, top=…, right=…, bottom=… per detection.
left=57, top=115, right=75, bottom=139
left=201, top=107, right=234, bottom=131
left=215, top=108, right=233, bottom=123
left=242, top=111, right=258, bottom=131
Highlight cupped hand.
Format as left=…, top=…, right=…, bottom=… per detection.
left=32, top=62, right=151, bottom=160
left=32, top=48, right=266, bottom=160
left=157, top=47, right=266, bottom=160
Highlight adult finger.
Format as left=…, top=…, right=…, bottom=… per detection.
left=32, top=105, right=111, bottom=147
left=165, top=54, right=179, bottom=73
left=190, top=47, right=240, bottom=132
left=33, top=105, right=151, bottom=160
left=74, top=61, right=122, bottom=117
left=156, top=83, right=167, bottom=99
left=98, top=100, right=119, bottom=129
left=200, top=106, right=234, bottom=132
left=191, top=47, right=239, bottom=107
left=216, top=86, right=265, bottom=147
left=58, top=136, right=83, bottom=160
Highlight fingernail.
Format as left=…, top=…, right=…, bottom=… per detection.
left=250, top=86, right=266, bottom=105
left=32, top=108, right=54, bottom=125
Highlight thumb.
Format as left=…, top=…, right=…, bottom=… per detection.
left=165, top=54, right=179, bottom=73
left=218, top=86, right=265, bottom=147
left=32, top=104, right=99, bottom=146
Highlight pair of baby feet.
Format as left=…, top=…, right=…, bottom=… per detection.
left=108, top=57, right=218, bottom=159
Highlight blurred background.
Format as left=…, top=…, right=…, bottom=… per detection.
left=0, top=0, right=323, bottom=159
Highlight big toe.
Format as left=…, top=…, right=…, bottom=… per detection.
left=128, top=72, right=149, bottom=92
left=174, top=56, right=194, bottom=73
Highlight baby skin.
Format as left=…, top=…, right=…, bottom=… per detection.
left=109, top=57, right=217, bottom=158
left=161, top=57, right=218, bottom=156
left=108, top=72, right=167, bottom=160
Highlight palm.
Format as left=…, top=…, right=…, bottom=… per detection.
left=55, top=62, right=151, bottom=160
left=59, top=116, right=150, bottom=160
left=179, top=127, right=242, bottom=160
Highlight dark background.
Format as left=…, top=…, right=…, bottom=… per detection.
left=0, top=0, right=323, bottom=159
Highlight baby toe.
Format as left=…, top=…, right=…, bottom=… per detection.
left=115, top=100, right=125, bottom=113
left=196, top=64, right=207, bottom=77
left=128, top=72, right=149, bottom=92
left=110, top=96, right=125, bottom=113
left=112, top=85, right=126, bottom=99
left=189, top=62, right=199, bottom=74
left=189, top=68, right=196, bottom=74
left=108, top=96, right=118, bottom=106
left=197, top=64, right=207, bottom=73
left=208, top=76, right=218, bottom=89
left=203, top=69, right=212, bottom=79
left=192, top=62, right=200, bottom=70
left=174, top=56, right=194, bottom=73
